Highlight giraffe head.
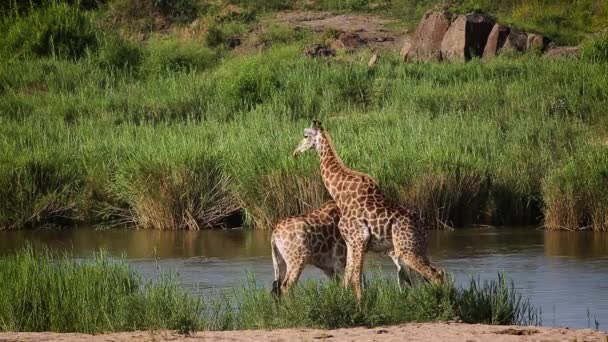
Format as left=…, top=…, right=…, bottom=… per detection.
left=292, top=120, right=323, bottom=159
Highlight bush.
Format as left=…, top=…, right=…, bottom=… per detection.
left=0, top=3, right=97, bottom=59
left=145, top=38, right=217, bottom=74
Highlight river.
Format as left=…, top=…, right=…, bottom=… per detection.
left=1, top=227, right=607, bottom=329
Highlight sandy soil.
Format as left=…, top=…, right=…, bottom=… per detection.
left=1, top=323, right=606, bottom=342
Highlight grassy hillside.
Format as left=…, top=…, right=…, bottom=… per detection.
left=0, top=0, right=607, bottom=231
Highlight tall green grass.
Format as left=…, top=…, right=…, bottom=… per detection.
left=0, top=0, right=607, bottom=230
left=1, top=47, right=607, bottom=230
left=0, top=247, right=202, bottom=333
left=0, top=248, right=540, bottom=333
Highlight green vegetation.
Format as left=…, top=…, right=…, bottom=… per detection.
left=0, top=247, right=202, bottom=333
left=232, top=272, right=540, bottom=329
left=0, top=0, right=607, bottom=231
left=0, top=248, right=540, bottom=332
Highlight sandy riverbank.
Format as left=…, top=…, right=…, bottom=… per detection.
left=1, top=323, right=606, bottom=342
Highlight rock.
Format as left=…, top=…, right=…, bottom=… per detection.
left=410, top=11, right=453, bottom=61
left=526, top=33, right=547, bottom=52
left=544, top=46, right=581, bottom=59
left=440, top=15, right=467, bottom=61
left=368, top=53, right=378, bottom=67
left=400, top=40, right=413, bottom=61
left=440, top=13, right=494, bottom=61
left=304, top=44, right=336, bottom=58
left=331, top=32, right=366, bottom=50
left=482, top=24, right=510, bottom=59
left=502, top=28, right=527, bottom=53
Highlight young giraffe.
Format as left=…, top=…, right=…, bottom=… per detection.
left=292, top=120, right=444, bottom=301
left=271, top=200, right=414, bottom=296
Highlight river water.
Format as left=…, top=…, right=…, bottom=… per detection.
left=1, top=227, right=607, bottom=329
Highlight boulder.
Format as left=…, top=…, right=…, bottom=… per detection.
left=440, top=13, right=493, bottom=61
left=482, top=24, right=510, bottom=59
left=410, top=11, right=453, bottom=61
left=544, top=45, right=581, bottom=59
left=400, top=40, right=413, bottom=61
left=502, top=28, right=527, bottom=53
left=440, top=15, right=467, bottom=61
left=526, top=33, right=547, bottom=52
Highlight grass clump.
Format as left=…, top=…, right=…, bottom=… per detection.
left=97, top=34, right=143, bottom=72
left=102, top=156, right=240, bottom=230
left=583, top=33, right=608, bottom=63
left=0, top=2, right=97, bottom=60
left=229, top=270, right=539, bottom=329
left=145, top=37, right=217, bottom=74
left=0, top=247, right=202, bottom=333
left=542, top=147, right=608, bottom=231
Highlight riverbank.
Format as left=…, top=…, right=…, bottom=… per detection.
left=1, top=1, right=607, bottom=231
left=2, top=323, right=606, bottom=342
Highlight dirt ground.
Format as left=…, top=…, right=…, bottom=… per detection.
left=274, top=10, right=407, bottom=50
left=1, top=323, right=606, bottom=342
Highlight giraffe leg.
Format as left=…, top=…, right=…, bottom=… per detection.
left=389, top=251, right=412, bottom=290
left=338, top=218, right=369, bottom=302
left=280, top=258, right=305, bottom=295
left=345, top=243, right=366, bottom=302
left=271, top=239, right=287, bottom=297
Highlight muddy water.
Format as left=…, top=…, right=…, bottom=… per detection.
left=1, top=227, right=608, bottom=329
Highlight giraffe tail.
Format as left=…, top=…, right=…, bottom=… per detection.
left=270, top=238, right=283, bottom=297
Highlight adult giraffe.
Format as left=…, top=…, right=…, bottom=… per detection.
left=293, top=120, right=444, bottom=301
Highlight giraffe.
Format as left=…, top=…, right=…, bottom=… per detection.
left=271, top=200, right=415, bottom=296
left=292, top=120, right=444, bottom=301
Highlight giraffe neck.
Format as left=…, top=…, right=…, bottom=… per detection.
left=317, top=131, right=349, bottom=200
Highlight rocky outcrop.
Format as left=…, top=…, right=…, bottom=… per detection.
left=440, top=13, right=493, bottom=61
left=482, top=24, right=510, bottom=59
left=409, top=11, right=453, bottom=61
left=526, top=33, right=547, bottom=52
left=502, top=28, right=528, bottom=53
left=439, top=15, right=467, bottom=61
left=544, top=45, right=582, bottom=59
left=402, top=10, right=575, bottom=62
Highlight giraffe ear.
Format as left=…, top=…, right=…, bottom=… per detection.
left=312, top=119, right=323, bottom=130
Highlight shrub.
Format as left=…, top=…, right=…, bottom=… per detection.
left=0, top=3, right=97, bottom=59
